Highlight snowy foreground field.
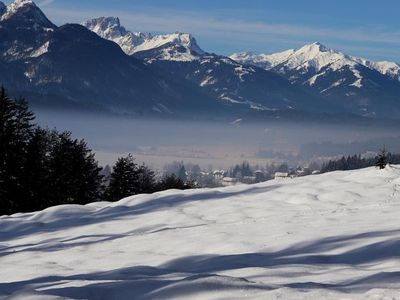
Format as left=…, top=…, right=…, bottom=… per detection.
left=1, top=166, right=400, bottom=299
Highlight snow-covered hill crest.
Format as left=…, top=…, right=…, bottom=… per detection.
left=2, top=165, right=400, bottom=299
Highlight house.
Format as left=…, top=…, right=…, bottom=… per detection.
left=222, top=177, right=238, bottom=186
left=274, top=172, right=289, bottom=179
left=213, top=170, right=225, bottom=180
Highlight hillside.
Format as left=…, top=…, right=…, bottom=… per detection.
left=1, top=166, right=400, bottom=299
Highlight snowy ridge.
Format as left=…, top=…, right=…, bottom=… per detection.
left=2, top=166, right=400, bottom=299
left=0, top=0, right=55, bottom=30
left=231, top=42, right=365, bottom=88
left=133, top=32, right=205, bottom=62
left=1, top=0, right=32, bottom=20
left=231, top=42, right=400, bottom=87
left=0, top=0, right=40, bottom=21
left=230, top=49, right=295, bottom=70
left=82, top=17, right=151, bottom=55
left=83, top=17, right=205, bottom=61
left=355, top=57, right=400, bottom=81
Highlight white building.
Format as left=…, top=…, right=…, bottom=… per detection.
left=274, top=172, right=289, bottom=179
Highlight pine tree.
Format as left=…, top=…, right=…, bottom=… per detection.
left=105, top=154, right=140, bottom=202
left=48, top=132, right=103, bottom=206
left=136, top=164, right=156, bottom=194
left=21, top=128, right=56, bottom=211
left=0, top=87, right=103, bottom=215
left=156, top=174, right=188, bottom=191
left=0, top=88, right=35, bottom=214
left=376, top=147, right=388, bottom=170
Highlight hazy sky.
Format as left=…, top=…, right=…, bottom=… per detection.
left=5, top=0, right=400, bottom=61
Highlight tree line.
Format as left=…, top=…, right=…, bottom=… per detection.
left=320, top=149, right=398, bottom=173
left=0, top=88, right=194, bottom=216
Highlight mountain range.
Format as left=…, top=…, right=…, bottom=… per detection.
left=1, top=0, right=400, bottom=119
left=231, top=44, right=400, bottom=117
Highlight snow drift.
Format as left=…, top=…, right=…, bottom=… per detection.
left=1, top=166, right=400, bottom=299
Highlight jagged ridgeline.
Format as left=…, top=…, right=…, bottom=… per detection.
left=1, top=0, right=400, bottom=118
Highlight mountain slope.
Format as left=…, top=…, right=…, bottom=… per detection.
left=231, top=43, right=400, bottom=117
left=2, top=165, right=400, bottom=299
left=0, top=0, right=225, bottom=116
left=85, top=17, right=328, bottom=113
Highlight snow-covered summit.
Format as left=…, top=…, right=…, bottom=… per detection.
left=231, top=42, right=365, bottom=89
left=1, top=0, right=34, bottom=20
left=231, top=42, right=400, bottom=86
left=0, top=0, right=55, bottom=30
left=232, top=42, right=356, bottom=73
left=82, top=17, right=151, bottom=55
left=287, top=42, right=355, bottom=71
left=230, top=49, right=295, bottom=70
left=83, top=17, right=206, bottom=61
left=355, top=57, right=400, bottom=81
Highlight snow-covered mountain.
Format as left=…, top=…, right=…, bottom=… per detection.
left=231, top=43, right=400, bottom=117
left=0, top=0, right=56, bottom=61
left=354, top=58, right=400, bottom=81
left=231, top=42, right=400, bottom=86
left=83, top=17, right=205, bottom=61
left=2, top=165, right=400, bottom=299
left=0, top=0, right=227, bottom=117
left=84, top=17, right=325, bottom=113
left=82, top=17, right=151, bottom=55
left=2, top=0, right=400, bottom=118
left=231, top=43, right=400, bottom=83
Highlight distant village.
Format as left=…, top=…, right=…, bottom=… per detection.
left=198, top=167, right=321, bottom=187
left=160, top=161, right=322, bottom=188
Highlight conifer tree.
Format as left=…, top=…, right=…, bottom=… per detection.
left=376, top=147, right=388, bottom=170
left=0, top=88, right=35, bottom=214
left=21, top=128, right=56, bottom=211
left=137, top=164, right=156, bottom=194
left=48, top=132, right=103, bottom=206
left=105, top=154, right=140, bottom=202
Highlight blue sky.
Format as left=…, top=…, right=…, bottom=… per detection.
left=7, top=0, right=400, bottom=61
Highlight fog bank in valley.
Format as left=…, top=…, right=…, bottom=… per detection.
left=35, top=110, right=400, bottom=171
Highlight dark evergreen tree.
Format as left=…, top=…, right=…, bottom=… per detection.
left=105, top=154, right=140, bottom=202
left=0, top=88, right=35, bottom=214
left=21, top=128, right=56, bottom=211
left=136, top=164, right=156, bottom=194
left=156, top=174, right=195, bottom=191
left=376, top=147, right=388, bottom=170
left=48, top=132, right=103, bottom=206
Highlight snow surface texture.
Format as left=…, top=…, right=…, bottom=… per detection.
left=1, top=166, right=400, bottom=299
